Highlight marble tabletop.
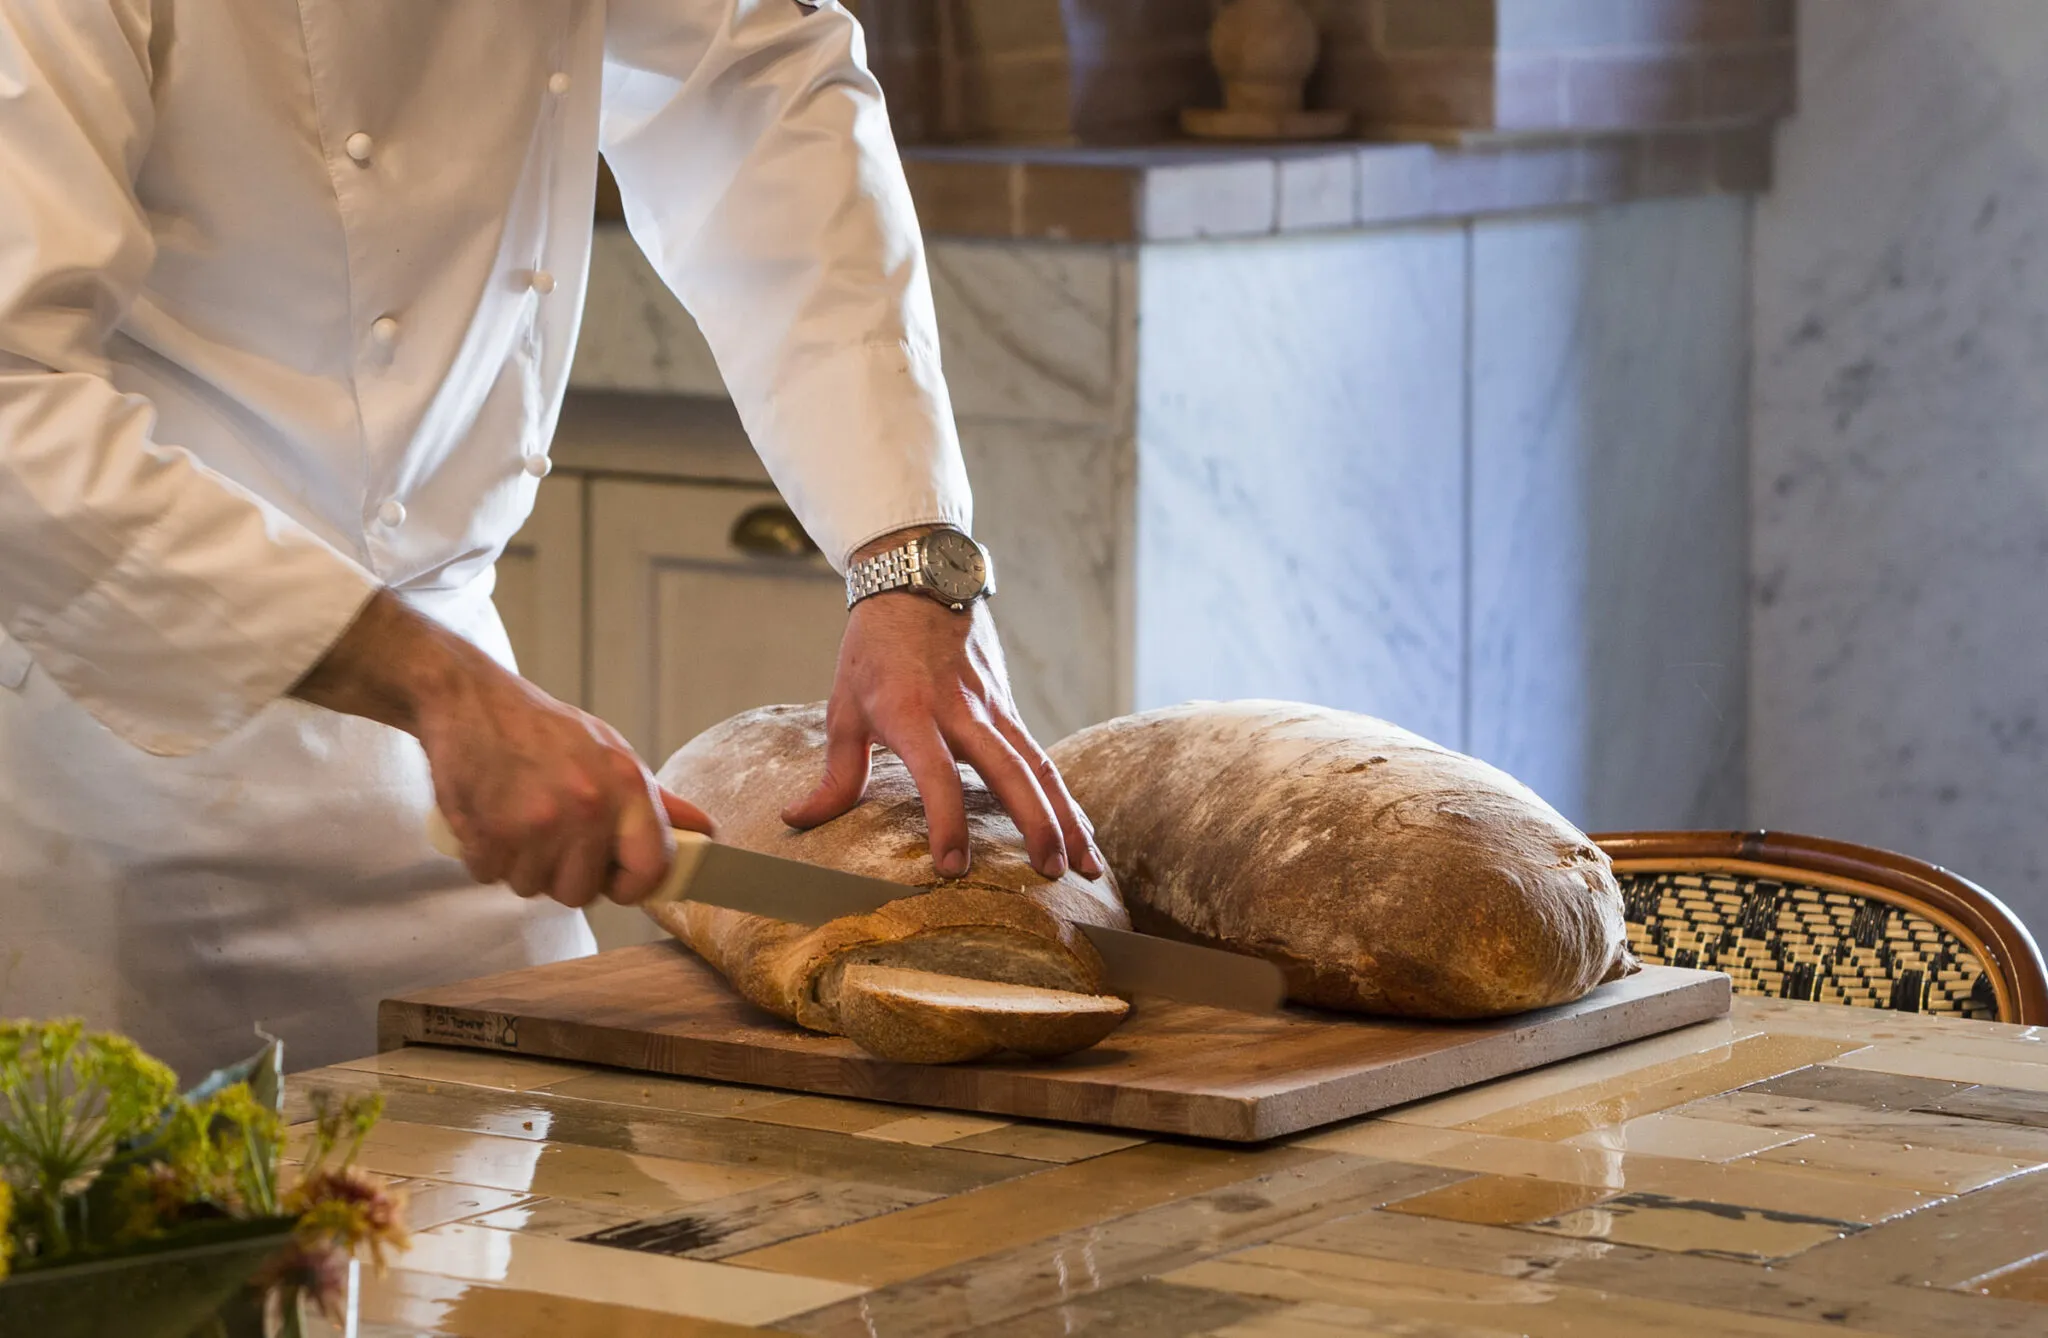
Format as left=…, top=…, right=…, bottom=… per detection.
left=285, top=995, right=2048, bottom=1337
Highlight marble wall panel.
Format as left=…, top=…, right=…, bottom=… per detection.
left=954, top=420, right=1130, bottom=744
left=1751, top=1, right=2048, bottom=933
left=1132, top=226, right=1470, bottom=746
left=1469, top=196, right=1751, bottom=831
left=572, top=228, right=1133, bottom=429
left=571, top=225, right=727, bottom=397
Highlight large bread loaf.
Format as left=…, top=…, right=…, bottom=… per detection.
left=1048, top=701, right=1635, bottom=1018
left=650, top=704, right=1131, bottom=1061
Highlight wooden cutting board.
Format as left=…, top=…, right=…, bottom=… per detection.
left=379, top=944, right=1730, bottom=1142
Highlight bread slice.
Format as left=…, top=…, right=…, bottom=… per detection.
left=670, top=886, right=1106, bottom=1031
left=835, top=965, right=1130, bottom=1064
left=650, top=705, right=1132, bottom=1060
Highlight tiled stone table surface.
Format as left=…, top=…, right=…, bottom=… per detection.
left=288, top=997, right=2048, bottom=1336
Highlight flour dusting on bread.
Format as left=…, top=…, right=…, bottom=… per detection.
left=1050, top=700, right=1635, bottom=1019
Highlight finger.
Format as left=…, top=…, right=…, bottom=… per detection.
left=550, top=827, right=613, bottom=910
left=467, top=824, right=525, bottom=890
left=433, top=786, right=506, bottom=886
left=607, top=775, right=672, bottom=906
left=660, top=789, right=716, bottom=837
left=443, top=809, right=514, bottom=887
left=782, top=712, right=875, bottom=830
left=993, top=713, right=1104, bottom=879
left=504, top=841, right=555, bottom=901
left=888, top=725, right=972, bottom=879
left=466, top=846, right=513, bottom=889
left=945, top=717, right=1066, bottom=880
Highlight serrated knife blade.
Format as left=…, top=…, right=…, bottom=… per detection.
left=427, top=812, right=1288, bottom=1015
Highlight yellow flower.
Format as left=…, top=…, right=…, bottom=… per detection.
left=256, top=1088, right=404, bottom=1320
left=202, top=1083, right=282, bottom=1147
left=113, top=1161, right=188, bottom=1243
left=150, top=1081, right=284, bottom=1219
left=0, top=1018, right=179, bottom=1260
left=1, top=1175, right=14, bottom=1280
left=287, top=1166, right=411, bottom=1274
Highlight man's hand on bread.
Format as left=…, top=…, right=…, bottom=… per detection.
left=783, top=544, right=1105, bottom=883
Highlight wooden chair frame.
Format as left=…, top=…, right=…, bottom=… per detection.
left=1593, top=829, right=2048, bottom=1026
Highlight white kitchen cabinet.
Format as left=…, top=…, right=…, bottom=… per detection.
left=589, top=478, right=847, bottom=764
left=582, top=477, right=847, bottom=950
left=493, top=475, right=587, bottom=708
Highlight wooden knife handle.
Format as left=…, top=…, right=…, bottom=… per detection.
left=426, top=809, right=711, bottom=907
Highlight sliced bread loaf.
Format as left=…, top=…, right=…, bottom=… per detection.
left=651, top=704, right=1131, bottom=1060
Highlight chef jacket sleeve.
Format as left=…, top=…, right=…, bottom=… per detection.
left=0, top=1, right=381, bottom=756
left=599, top=0, right=972, bottom=572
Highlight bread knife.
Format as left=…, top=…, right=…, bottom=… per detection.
left=426, top=812, right=1287, bottom=1015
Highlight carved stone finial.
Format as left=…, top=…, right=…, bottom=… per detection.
left=1182, top=0, right=1352, bottom=141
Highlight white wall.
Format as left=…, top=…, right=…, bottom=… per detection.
left=1752, top=1, right=2048, bottom=933
left=1134, top=225, right=1470, bottom=747
left=1136, top=199, right=1752, bottom=833
left=1469, top=199, right=1751, bottom=831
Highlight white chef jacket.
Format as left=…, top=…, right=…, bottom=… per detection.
left=0, top=0, right=970, bottom=1077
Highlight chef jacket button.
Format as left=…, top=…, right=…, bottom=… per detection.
left=523, top=454, right=554, bottom=479
left=377, top=499, right=407, bottom=528
left=346, top=132, right=374, bottom=162
left=548, top=72, right=571, bottom=96
left=371, top=316, right=400, bottom=346
left=529, top=269, right=557, bottom=295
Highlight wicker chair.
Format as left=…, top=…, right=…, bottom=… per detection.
left=1592, top=830, right=2048, bottom=1026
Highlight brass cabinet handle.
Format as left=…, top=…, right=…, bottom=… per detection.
left=729, top=503, right=821, bottom=559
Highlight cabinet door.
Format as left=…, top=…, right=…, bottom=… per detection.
left=584, top=479, right=846, bottom=950
left=494, top=475, right=586, bottom=707
left=589, top=479, right=847, bottom=764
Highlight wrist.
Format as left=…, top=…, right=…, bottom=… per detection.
left=850, top=524, right=941, bottom=565
left=291, top=590, right=488, bottom=736
left=846, top=524, right=994, bottom=614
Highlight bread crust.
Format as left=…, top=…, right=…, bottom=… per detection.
left=649, top=704, right=1130, bottom=1047
left=1048, top=700, right=1637, bottom=1019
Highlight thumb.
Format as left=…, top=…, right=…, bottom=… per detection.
left=782, top=722, right=873, bottom=830
left=660, top=789, right=716, bottom=837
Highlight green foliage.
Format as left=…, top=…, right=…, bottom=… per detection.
left=114, top=1082, right=284, bottom=1244
left=0, top=1024, right=406, bottom=1338
left=295, top=1090, right=384, bottom=1185
left=0, top=1176, right=13, bottom=1280
left=0, top=1020, right=178, bottom=1260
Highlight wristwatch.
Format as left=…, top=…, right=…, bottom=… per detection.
left=845, top=526, right=997, bottom=612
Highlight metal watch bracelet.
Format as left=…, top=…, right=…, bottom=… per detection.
left=844, top=541, right=922, bottom=608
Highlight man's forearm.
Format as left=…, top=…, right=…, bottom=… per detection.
left=289, top=589, right=479, bottom=736
left=292, top=588, right=707, bottom=905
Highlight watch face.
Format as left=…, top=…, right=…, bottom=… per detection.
left=920, top=530, right=987, bottom=601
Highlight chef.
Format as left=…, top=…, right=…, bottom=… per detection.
left=0, top=0, right=1103, bottom=1079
